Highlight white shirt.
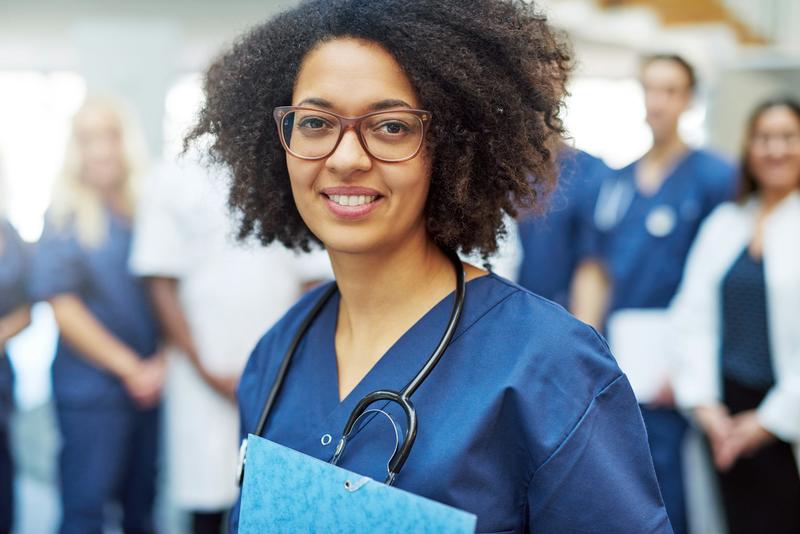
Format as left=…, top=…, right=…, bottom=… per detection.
left=670, top=192, right=800, bottom=472
left=130, top=157, right=331, bottom=508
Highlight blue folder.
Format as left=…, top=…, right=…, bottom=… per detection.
left=239, top=434, right=477, bottom=533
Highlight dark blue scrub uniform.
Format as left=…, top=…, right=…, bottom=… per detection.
left=29, top=212, right=160, bottom=534
left=232, top=274, right=672, bottom=533
left=517, top=148, right=610, bottom=306
left=0, top=219, right=28, bottom=534
left=588, top=149, right=735, bottom=534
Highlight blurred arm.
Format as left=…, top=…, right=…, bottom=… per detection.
left=0, top=304, right=31, bottom=347
left=147, top=276, right=238, bottom=400
left=147, top=276, right=198, bottom=359
left=569, top=259, right=609, bottom=330
left=49, top=293, right=142, bottom=379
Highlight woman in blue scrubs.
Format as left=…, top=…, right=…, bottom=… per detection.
left=0, top=216, right=30, bottom=534
left=188, top=1, right=671, bottom=531
left=29, top=97, right=162, bottom=534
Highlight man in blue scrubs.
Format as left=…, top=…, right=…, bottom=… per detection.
left=574, top=55, right=736, bottom=533
left=517, top=146, right=610, bottom=307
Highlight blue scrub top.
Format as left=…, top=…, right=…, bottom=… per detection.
left=29, top=211, right=158, bottom=407
left=234, top=274, right=671, bottom=533
left=0, top=220, right=28, bottom=424
left=590, top=149, right=735, bottom=313
left=517, top=148, right=610, bottom=306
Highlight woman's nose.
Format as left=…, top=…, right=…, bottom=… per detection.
left=325, top=129, right=372, bottom=176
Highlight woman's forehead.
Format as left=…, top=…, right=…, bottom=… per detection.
left=292, top=38, right=420, bottom=114
left=755, top=106, right=800, bottom=132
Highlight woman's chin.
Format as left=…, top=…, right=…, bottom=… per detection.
left=316, top=230, right=394, bottom=258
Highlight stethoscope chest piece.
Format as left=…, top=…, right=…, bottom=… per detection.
left=646, top=205, right=677, bottom=237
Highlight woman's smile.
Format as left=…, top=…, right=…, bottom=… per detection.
left=320, top=185, right=384, bottom=220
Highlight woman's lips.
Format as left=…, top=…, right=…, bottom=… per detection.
left=321, top=188, right=383, bottom=220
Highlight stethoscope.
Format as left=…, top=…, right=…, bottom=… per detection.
left=594, top=150, right=702, bottom=237
left=593, top=174, right=678, bottom=238
left=237, top=249, right=466, bottom=488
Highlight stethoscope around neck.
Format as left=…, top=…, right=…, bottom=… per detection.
left=237, top=248, right=466, bottom=488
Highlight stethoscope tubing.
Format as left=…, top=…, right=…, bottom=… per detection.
left=241, top=248, right=466, bottom=487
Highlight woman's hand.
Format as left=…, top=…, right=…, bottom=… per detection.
left=714, top=410, right=775, bottom=471
left=694, top=404, right=733, bottom=469
left=122, top=352, right=166, bottom=409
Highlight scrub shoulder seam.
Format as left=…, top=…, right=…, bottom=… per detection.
left=448, top=285, right=520, bottom=345
left=527, top=372, right=626, bottom=482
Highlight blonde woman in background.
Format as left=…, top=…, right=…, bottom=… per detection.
left=29, top=96, right=163, bottom=534
left=0, top=161, right=31, bottom=534
left=672, top=97, right=800, bottom=533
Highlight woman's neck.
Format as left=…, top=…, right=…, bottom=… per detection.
left=760, top=187, right=796, bottom=214
left=95, top=180, right=131, bottom=220
left=645, top=134, right=687, bottom=165
left=327, top=227, right=487, bottom=400
left=330, top=230, right=453, bottom=338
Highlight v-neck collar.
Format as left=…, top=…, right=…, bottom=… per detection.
left=321, top=276, right=481, bottom=409
left=283, top=273, right=506, bottom=455
left=632, top=148, right=696, bottom=200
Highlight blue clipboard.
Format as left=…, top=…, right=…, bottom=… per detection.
left=239, top=434, right=477, bottom=533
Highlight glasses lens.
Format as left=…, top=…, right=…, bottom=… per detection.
left=361, top=111, right=424, bottom=161
left=280, top=110, right=341, bottom=158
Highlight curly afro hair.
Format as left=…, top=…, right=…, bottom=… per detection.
left=187, top=0, right=571, bottom=256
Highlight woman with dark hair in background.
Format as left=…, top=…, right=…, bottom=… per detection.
left=29, top=96, right=163, bottom=534
left=672, top=98, right=800, bottom=533
left=188, top=0, right=670, bottom=532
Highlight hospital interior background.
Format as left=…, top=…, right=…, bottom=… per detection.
left=1, top=0, right=799, bottom=532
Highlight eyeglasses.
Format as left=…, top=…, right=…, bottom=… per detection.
left=750, top=132, right=800, bottom=150
left=273, top=106, right=431, bottom=163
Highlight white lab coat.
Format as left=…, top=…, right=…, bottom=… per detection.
left=670, top=191, right=800, bottom=473
left=130, top=158, right=331, bottom=509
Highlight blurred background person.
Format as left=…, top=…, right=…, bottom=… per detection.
left=517, top=144, right=610, bottom=308
left=672, top=97, right=800, bottom=533
left=572, top=54, right=737, bottom=533
left=1, top=1, right=799, bottom=531
left=28, top=96, right=164, bottom=534
left=0, top=171, right=31, bottom=534
left=129, top=154, right=331, bottom=534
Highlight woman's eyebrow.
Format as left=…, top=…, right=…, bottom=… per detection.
left=296, top=97, right=333, bottom=108
left=368, top=99, right=412, bottom=111
left=295, top=97, right=413, bottom=111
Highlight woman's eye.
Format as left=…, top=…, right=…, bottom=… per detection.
left=376, top=121, right=409, bottom=135
left=298, top=117, right=331, bottom=129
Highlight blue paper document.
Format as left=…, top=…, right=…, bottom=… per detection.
left=239, top=434, right=477, bottom=533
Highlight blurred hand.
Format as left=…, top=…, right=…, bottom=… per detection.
left=122, top=352, right=166, bottom=409
left=649, top=378, right=675, bottom=408
left=714, top=410, right=774, bottom=471
left=694, top=404, right=733, bottom=469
